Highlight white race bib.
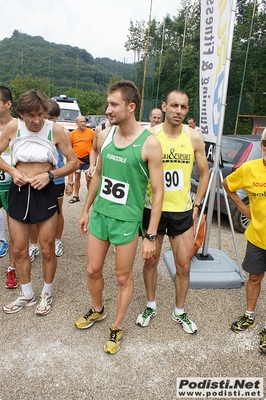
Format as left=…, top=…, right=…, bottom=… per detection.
left=0, top=152, right=12, bottom=183
left=100, top=176, right=129, bottom=205
left=164, top=169, right=184, bottom=191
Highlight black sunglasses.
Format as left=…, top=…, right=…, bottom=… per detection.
left=261, top=140, right=266, bottom=147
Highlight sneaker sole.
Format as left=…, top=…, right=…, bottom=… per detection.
left=104, top=336, right=122, bottom=354
left=75, top=313, right=107, bottom=329
left=136, top=312, right=157, bottom=327
left=35, top=298, right=53, bottom=316
left=171, top=315, right=197, bottom=334
left=258, top=346, right=266, bottom=354
left=104, top=343, right=121, bottom=354
left=5, top=283, right=19, bottom=289
left=231, top=323, right=255, bottom=333
left=35, top=307, right=52, bottom=316
left=3, top=298, right=37, bottom=314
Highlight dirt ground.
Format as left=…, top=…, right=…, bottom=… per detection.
left=1, top=178, right=265, bottom=400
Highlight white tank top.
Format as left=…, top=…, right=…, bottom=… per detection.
left=10, top=119, right=58, bottom=167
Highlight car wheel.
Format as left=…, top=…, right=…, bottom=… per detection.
left=232, top=198, right=250, bottom=233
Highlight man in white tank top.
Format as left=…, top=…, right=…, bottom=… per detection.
left=0, top=89, right=79, bottom=316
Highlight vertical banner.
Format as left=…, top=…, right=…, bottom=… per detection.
left=200, top=0, right=232, bottom=143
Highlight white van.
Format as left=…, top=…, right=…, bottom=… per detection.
left=52, top=95, right=81, bottom=131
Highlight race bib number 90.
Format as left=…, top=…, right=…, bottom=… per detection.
left=100, top=176, right=129, bottom=205
left=164, top=169, right=184, bottom=191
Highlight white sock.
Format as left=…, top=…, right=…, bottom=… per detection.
left=0, top=209, right=6, bottom=241
left=246, top=310, right=255, bottom=318
left=21, top=282, right=34, bottom=299
left=175, top=307, right=184, bottom=316
left=147, top=300, right=156, bottom=309
left=42, top=282, right=53, bottom=296
left=7, top=266, right=16, bottom=272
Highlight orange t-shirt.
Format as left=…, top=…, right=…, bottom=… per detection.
left=71, top=128, right=94, bottom=161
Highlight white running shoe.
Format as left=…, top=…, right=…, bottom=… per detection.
left=3, top=292, right=37, bottom=314
left=55, top=240, right=63, bottom=257
left=35, top=292, right=53, bottom=316
left=136, top=306, right=157, bottom=327
left=172, top=311, right=197, bottom=334
left=29, top=244, right=40, bottom=262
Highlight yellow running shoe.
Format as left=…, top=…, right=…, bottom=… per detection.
left=231, top=313, right=255, bottom=333
left=104, top=326, right=122, bottom=354
left=75, top=306, right=106, bottom=329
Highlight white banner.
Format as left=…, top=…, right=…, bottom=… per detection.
left=200, top=0, right=232, bottom=142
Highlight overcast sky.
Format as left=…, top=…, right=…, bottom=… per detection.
left=0, top=0, right=180, bottom=63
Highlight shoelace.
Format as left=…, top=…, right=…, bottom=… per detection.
left=39, top=294, right=50, bottom=306
left=238, top=314, right=253, bottom=325
left=259, top=330, right=266, bottom=341
left=176, top=313, right=190, bottom=324
left=142, top=307, right=154, bottom=318
left=108, top=328, right=119, bottom=343
left=83, top=308, right=95, bottom=319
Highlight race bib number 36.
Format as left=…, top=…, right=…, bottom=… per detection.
left=164, top=169, right=184, bottom=191
left=100, top=176, right=129, bottom=205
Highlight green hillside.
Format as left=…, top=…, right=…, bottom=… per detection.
left=0, top=30, right=134, bottom=96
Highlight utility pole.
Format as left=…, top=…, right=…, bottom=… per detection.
left=139, top=0, right=152, bottom=121
left=234, top=0, right=257, bottom=135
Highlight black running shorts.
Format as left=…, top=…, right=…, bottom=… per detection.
left=143, top=208, right=193, bottom=237
left=8, top=181, right=59, bottom=224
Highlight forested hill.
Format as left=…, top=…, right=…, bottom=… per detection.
left=0, top=31, right=134, bottom=94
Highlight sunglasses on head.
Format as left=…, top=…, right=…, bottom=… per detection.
left=261, top=139, right=266, bottom=147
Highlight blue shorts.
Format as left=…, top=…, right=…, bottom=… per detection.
left=76, top=163, right=89, bottom=173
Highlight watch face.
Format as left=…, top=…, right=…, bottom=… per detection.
left=146, top=233, right=157, bottom=242
left=48, top=171, right=54, bottom=180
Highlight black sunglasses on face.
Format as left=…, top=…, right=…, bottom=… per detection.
left=261, top=140, right=266, bottom=147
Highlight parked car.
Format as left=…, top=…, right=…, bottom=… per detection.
left=190, top=134, right=262, bottom=233
left=85, top=115, right=107, bottom=130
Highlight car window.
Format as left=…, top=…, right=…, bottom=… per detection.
left=221, top=138, right=247, bottom=163
left=59, top=109, right=80, bottom=121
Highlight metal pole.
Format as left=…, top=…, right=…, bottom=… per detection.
left=178, top=6, right=189, bottom=89
left=233, top=0, right=257, bottom=135
left=155, top=22, right=165, bottom=108
left=139, top=0, right=152, bottom=121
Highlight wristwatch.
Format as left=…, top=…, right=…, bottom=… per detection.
left=193, top=203, right=201, bottom=210
left=145, top=233, right=157, bottom=242
left=47, top=171, right=54, bottom=180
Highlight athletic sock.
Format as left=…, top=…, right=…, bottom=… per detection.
left=175, top=307, right=185, bottom=316
left=0, top=209, right=6, bottom=241
left=7, top=266, right=16, bottom=272
left=95, top=306, right=104, bottom=313
left=21, top=282, right=34, bottom=299
left=246, top=310, right=255, bottom=318
left=147, top=300, right=156, bottom=309
left=42, top=282, right=53, bottom=296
